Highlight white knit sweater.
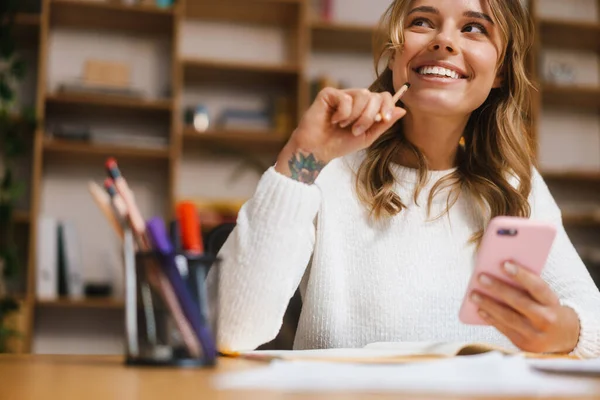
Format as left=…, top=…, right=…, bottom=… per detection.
left=208, top=151, right=600, bottom=358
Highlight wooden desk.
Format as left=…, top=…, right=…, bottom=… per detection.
left=1, top=354, right=599, bottom=400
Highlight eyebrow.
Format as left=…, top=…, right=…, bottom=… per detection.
left=407, top=6, right=495, bottom=25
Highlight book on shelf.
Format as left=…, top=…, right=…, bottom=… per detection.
left=57, top=82, right=146, bottom=100
left=36, top=216, right=85, bottom=301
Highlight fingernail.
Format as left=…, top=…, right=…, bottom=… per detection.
left=504, top=262, right=518, bottom=275
left=374, top=114, right=382, bottom=122
left=478, top=310, right=489, bottom=319
left=479, top=274, right=493, bottom=287
left=352, top=126, right=364, bottom=136
left=471, top=293, right=482, bottom=304
left=340, top=121, right=350, bottom=128
left=331, top=119, right=340, bottom=125
left=385, top=111, right=393, bottom=121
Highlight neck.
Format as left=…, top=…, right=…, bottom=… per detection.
left=398, top=111, right=470, bottom=171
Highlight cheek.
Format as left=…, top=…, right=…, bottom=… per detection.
left=390, top=39, right=427, bottom=87
left=467, top=46, right=501, bottom=83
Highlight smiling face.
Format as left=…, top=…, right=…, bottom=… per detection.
left=390, top=0, right=505, bottom=117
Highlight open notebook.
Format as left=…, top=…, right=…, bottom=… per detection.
left=223, top=341, right=579, bottom=364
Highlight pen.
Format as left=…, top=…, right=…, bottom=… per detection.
left=146, top=217, right=216, bottom=360
left=103, top=158, right=201, bottom=358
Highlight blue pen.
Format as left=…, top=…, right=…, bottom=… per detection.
left=146, top=217, right=217, bottom=360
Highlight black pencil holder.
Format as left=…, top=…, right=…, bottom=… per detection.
left=122, top=230, right=220, bottom=368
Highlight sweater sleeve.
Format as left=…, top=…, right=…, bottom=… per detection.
left=206, top=166, right=321, bottom=352
left=530, top=169, right=600, bottom=358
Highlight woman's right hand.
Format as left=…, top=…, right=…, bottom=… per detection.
left=275, top=87, right=407, bottom=184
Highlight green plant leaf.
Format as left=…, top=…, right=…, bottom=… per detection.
left=8, top=181, right=25, bottom=201
left=0, top=298, right=19, bottom=314
left=0, top=247, right=20, bottom=279
left=10, top=58, right=26, bottom=80
left=0, top=36, right=15, bottom=60
left=1, top=169, right=13, bottom=191
left=20, top=106, right=37, bottom=127
left=0, top=78, right=14, bottom=103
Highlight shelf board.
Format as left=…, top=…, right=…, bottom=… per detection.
left=36, top=298, right=125, bottom=310
left=50, top=0, right=174, bottom=34
left=183, top=128, right=286, bottom=153
left=46, top=92, right=173, bottom=114
left=542, top=171, right=600, bottom=181
left=311, top=21, right=376, bottom=53
left=44, top=138, right=171, bottom=160
left=184, top=0, right=301, bottom=25
left=563, top=213, right=600, bottom=227
left=182, top=58, right=300, bottom=87
left=541, top=85, right=600, bottom=112
left=15, top=13, right=42, bottom=26
left=539, top=19, right=600, bottom=53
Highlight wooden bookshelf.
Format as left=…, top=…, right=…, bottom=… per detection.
left=311, top=21, right=375, bottom=53
left=182, top=58, right=300, bottom=87
left=45, top=92, right=173, bottom=114
left=563, top=213, right=600, bottom=227
left=36, top=298, right=125, bottom=310
left=183, top=128, right=286, bottom=152
left=184, top=0, right=302, bottom=25
left=43, top=138, right=170, bottom=160
left=539, top=19, right=600, bottom=53
left=543, top=171, right=600, bottom=181
left=50, top=0, right=174, bottom=34
left=541, top=85, right=600, bottom=111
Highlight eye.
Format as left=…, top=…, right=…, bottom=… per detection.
left=463, top=23, right=488, bottom=35
left=410, top=18, right=433, bottom=29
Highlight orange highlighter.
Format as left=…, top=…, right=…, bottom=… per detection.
left=177, top=201, right=204, bottom=254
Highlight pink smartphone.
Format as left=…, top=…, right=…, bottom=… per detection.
left=458, top=216, right=557, bottom=325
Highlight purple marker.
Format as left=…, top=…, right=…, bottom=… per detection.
left=146, top=217, right=217, bottom=360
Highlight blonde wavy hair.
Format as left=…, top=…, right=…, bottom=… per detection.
left=357, top=0, right=536, bottom=243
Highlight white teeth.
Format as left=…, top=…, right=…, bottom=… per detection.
left=418, top=66, right=461, bottom=79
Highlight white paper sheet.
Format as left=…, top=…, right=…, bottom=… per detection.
left=238, top=341, right=503, bottom=361
left=214, top=352, right=600, bottom=396
left=528, top=357, right=600, bottom=375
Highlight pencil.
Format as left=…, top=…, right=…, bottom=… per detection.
left=375, top=82, right=411, bottom=122
left=88, top=181, right=124, bottom=240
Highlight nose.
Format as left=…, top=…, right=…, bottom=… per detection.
left=428, top=33, right=458, bottom=55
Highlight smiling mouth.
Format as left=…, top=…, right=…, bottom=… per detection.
left=413, top=66, right=468, bottom=80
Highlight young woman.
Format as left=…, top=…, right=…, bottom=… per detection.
left=207, top=0, right=600, bottom=358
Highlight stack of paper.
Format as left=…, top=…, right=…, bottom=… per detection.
left=214, top=352, right=600, bottom=396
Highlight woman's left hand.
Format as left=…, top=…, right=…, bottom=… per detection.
left=471, top=261, right=581, bottom=354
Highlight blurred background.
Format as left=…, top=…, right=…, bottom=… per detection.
left=0, top=0, right=598, bottom=356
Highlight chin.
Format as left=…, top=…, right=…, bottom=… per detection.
left=404, top=93, right=467, bottom=117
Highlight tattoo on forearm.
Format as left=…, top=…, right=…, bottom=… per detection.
left=288, top=151, right=326, bottom=184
